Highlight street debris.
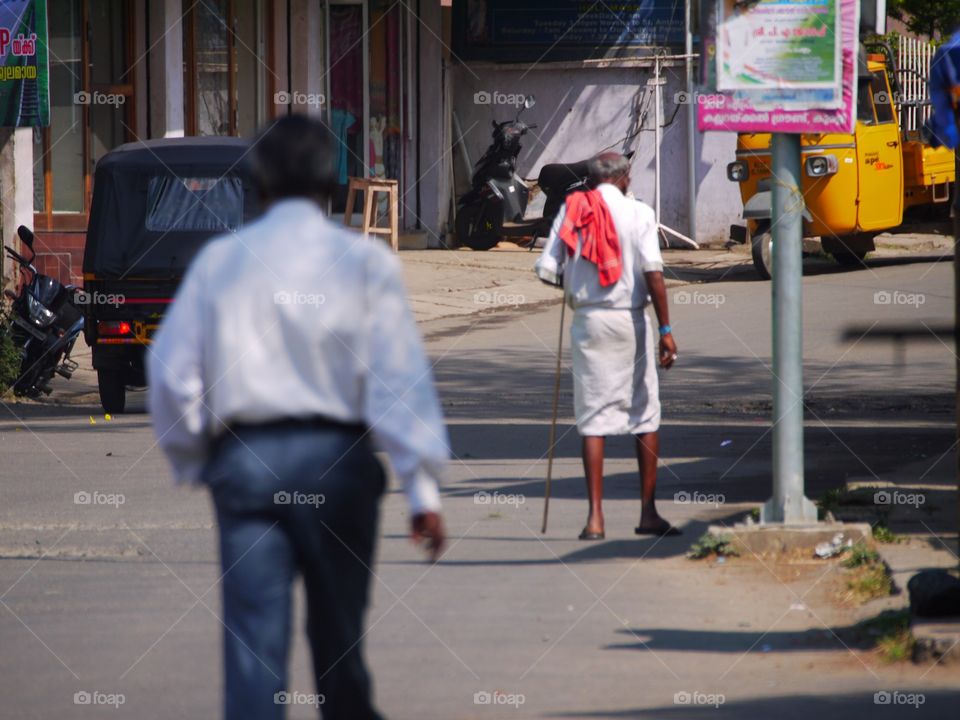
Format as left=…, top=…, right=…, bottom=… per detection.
left=814, top=532, right=852, bottom=559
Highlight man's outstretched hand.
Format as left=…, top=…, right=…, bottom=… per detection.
left=411, top=512, right=446, bottom=561
left=659, top=332, right=677, bottom=369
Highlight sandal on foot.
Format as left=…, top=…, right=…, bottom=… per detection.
left=578, top=529, right=605, bottom=541
left=634, top=522, right=682, bottom=537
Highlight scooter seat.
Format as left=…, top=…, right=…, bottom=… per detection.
left=538, top=160, right=590, bottom=191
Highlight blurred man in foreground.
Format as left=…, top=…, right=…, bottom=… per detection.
left=148, top=115, right=448, bottom=720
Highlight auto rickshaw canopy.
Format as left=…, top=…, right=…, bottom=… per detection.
left=83, top=137, right=260, bottom=279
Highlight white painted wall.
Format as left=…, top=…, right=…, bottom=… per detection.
left=448, top=62, right=743, bottom=246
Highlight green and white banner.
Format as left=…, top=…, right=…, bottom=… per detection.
left=0, top=0, right=48, bottom=127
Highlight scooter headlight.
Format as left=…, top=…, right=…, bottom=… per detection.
left=726, top=161, right=749, bottom=182
left=26, top=294, right=56, bottom=327
left=805, top=154, right=839, bottom=177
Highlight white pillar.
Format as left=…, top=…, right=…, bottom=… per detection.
left=289, top=0, right=323, bottom=117
left=0, top=127, right=34, bottom=291
left=148, top=0, right=184, bottom=137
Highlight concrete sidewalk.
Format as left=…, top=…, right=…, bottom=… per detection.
left=399, top=228, right=955, bottom=323
left=399, top=245, right=750, bottom=324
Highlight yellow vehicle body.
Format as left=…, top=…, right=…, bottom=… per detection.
left=730, top=56, right=954, bottom=275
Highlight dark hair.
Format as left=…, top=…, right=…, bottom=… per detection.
left=248, top=114, right=338, bottom=201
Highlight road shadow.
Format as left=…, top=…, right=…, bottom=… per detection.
left=553, top=690, right=957, bottom=719
left=661, top=251, right=953, bottom=285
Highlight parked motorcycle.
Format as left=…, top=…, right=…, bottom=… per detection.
left=456, top=96, right=594, bottom=250
left=2, top=226, right=83, bottom=398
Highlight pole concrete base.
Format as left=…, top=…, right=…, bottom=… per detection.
left=760, top=494, right=818, bottom=525
left=708, top=521, right=869, bottom=556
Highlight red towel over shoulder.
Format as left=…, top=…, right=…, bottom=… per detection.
left=558, top=190, right=622, bottom=287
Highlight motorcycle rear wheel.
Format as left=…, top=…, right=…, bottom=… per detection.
left=456, top=205, right=501, bottom=251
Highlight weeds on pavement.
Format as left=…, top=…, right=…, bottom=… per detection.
left=839, top=542, right=893, bottom=605
left=687, top=533, right=740, bottom=560
left=851, top=609, right=915, bottom=663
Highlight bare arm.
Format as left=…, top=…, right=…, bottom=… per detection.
left=644, top=270, right=677, bottom=369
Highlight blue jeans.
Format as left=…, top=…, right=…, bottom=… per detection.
left=203, top=419, right=386, bottom=720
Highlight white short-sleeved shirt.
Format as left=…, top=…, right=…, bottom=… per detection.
left=535, top=183, right=663, bottom=310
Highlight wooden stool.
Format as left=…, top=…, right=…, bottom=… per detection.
left=343, top=177, right=399, bottom=251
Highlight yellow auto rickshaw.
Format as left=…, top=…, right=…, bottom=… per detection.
left=727, top=48, right=955, bottom=279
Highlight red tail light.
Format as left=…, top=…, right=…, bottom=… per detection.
left=98, top=320, right=132, bottom=336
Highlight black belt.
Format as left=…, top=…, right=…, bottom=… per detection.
left=220, top=415, right=367, bottom=442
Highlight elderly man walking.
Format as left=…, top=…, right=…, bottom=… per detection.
left=148, top=115, right=447, bottom=720
left=536, top=152, right=679, bottom=540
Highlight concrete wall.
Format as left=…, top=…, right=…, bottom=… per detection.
left=448, top=62, right=742, bottom=246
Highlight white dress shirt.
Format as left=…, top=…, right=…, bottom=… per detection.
left=535, top=183, right=664, bottom=310
left=147, top=198, right=447, bottom=514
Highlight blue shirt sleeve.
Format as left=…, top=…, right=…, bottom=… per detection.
left=925, top=33, right=960, bottom=149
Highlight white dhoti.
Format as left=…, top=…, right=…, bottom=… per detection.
left=570, top=307, right=660, bottom=436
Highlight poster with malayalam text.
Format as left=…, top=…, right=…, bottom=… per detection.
left=698, top=0, right=857, bottom=134
left=0, top=0, right=48, bottom=127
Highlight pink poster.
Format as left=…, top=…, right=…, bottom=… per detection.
left=698, top=0, right=858, bottom=134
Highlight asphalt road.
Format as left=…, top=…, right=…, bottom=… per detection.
left=0, top=253, right=957, bottom=719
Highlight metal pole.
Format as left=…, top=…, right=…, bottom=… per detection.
left=684, top=0, right=697, bottom=242
left=653, top=55, right=661, bottom=225
left=762, top=133, right=817, bottom=524
left=954, top=150, right=960, bottom=569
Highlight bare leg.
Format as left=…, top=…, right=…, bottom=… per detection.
left=581, top=436, right=605, bottom=535
left=635, top=431, right=675, bottom=533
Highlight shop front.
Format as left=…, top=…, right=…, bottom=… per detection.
left=9, top=0, right=444, bottom=290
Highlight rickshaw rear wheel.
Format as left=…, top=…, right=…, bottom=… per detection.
left=750, top=221, right=773, bottom=280
left=97, top=370, right=126, bottom=414
left=832, top=250, right=868, bottom=267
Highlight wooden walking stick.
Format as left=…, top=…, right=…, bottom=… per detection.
left=541, top=299, right=566, bottom=534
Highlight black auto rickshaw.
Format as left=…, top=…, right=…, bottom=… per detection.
left=82, top=137, right=260, bottom=413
